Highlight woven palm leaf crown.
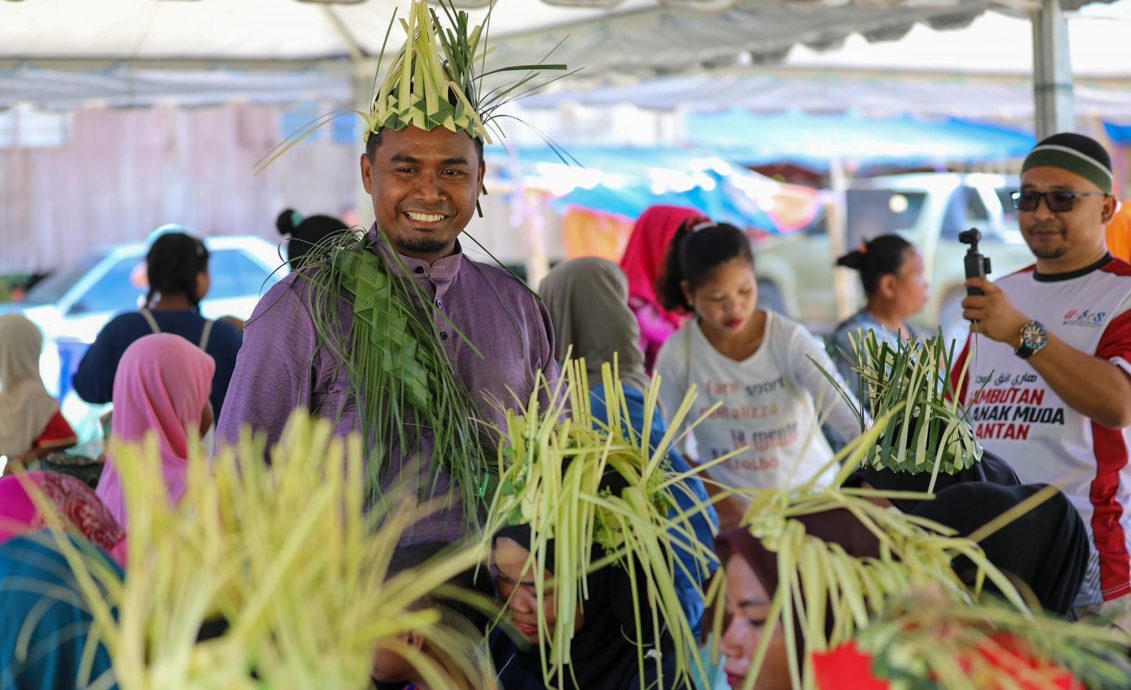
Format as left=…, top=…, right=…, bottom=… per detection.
left=365, top=1, right=567, bottom=145
left=367, top=1, right=487, bottom=142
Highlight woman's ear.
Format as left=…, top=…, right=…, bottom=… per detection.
left=681, top=280, right=694, bottom=309
left=879, top=273, right=898, bottom=300
left=405, top=630, right=425, bottom=651
left=196, top=271, right=211, bottom=302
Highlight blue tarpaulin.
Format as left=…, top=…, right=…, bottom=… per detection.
left=1104, top=121, right=1131, bottom=145
left=684, top=110, right=1037, bottom=169
left=485, top=145, right=782, bottom=231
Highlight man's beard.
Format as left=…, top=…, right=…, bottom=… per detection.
left=1025, top=223, right=1069, bottom=260
left=392, top=235, right=452, bottom=257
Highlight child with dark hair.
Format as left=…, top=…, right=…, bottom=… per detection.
left=653, top=223, right=862, bottom=528
left=73, top=228, right=242, bottom=419
left=828, top=234, right=929, bottom=397
left=275, top=208, right=350, bottom=270
left=371, top=541, right=495, bottom=690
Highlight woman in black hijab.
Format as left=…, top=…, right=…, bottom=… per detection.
left=489, top=455, right=696, bottom=690
left=910, top=482, right=1088, bottom=617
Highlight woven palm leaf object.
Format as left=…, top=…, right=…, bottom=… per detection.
left=253, top=0, right=568, bottom=176
left=364, top=0, right=568, bottom=144
left=300, top=232, right=490, bottom=526
left=839, top=328, right=982, bottom=479
left=855, top=593, right=1131, bottom=690
left=719, top=421, right=1040, bottom=690
left=485, top=359, right=724, bottom=690
left=30, top=412, right=494, bottom=690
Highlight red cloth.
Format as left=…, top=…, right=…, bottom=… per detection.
left=33, top=410, right=77, bottom=450
left=811, top=638, right=1080, bottom=690
left=618, top=205, right=707, bottom=330
left=0, top=471, right=127, bottom=565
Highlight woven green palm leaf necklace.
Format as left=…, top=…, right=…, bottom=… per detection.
left=302, top=231, right=490, bottom=527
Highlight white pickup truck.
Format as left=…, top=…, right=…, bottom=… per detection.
left=752, top=173, right=1036, bottom=343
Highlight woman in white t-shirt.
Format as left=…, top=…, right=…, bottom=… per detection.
left=654, top=223, right=863, bottom=527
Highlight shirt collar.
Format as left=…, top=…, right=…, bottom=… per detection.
left=367, top=224, right=464, bottom=288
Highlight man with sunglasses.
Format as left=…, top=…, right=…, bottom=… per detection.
left=953, top=133, right=1131, bottom=624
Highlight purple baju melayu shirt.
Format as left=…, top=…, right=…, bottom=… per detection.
left=217, top=232, right=557, bottom=540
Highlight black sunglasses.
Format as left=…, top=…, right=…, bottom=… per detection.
left=1011, top=190, right=1106, bottom=213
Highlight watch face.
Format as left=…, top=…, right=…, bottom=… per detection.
left=1022, top=322, right=1048, bottom=349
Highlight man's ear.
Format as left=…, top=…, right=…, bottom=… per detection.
left=1102, top=196, right=1118, bottom=225
left=361, top=153, right=374, bottom=195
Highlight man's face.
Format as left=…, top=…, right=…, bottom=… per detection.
left=360, top=126, right=485, bottom=263
left=1018, top=166, right=1115, bottom=268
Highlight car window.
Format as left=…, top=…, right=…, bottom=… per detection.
left=941, top=186, right=995, bottom=241
left=995, top=187, right=1021, bottom=235
left=207, top=249, right=279, bottom=300
left=22, top=254, right=103, bottom=305
left=845, top=190, right=926, bottom=245
left=69, top=256, right=145, bottom=315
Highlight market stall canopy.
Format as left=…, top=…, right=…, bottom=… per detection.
left=683, top=111, right=1037, bottom=169
left=0, top=0, right=1117, bottom=78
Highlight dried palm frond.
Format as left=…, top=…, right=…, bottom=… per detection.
left=298, top=230, right=490, bottom=524
left=36, top=412, right=495, bottom=690
left=857, top=592, right=1131, bottom=690
left=485, top=360, right=730, bottom=690
left=821, top=328, right=982, bottom=486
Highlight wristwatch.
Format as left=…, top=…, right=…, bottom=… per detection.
left=1015, top=320, right=1048, bottom=360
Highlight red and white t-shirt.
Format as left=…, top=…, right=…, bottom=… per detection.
left=953, top=256, right=1131, bottom=605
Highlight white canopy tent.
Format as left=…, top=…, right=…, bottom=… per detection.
left=0, top=0, right=1115, bottom=131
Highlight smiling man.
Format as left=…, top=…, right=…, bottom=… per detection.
left=217, top=3, right=559, bottom=543
left=952, top=133, right=1131, bottom=622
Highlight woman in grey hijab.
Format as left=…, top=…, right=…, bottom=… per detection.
left=539, top=257, right=718, bottom=638
left=539, top=257, right=651, bottom=394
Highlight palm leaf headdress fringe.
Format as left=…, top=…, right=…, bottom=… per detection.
left=714, top=418, right=1126, bottom=690
left=298, top=229, right=490, bottom=525
left=31, top=412, right=495, bottom=690
left=821, top=328, right=983, bottom=484
left=853, top=593, right=1131, bottom=690
left=484, top=359, right=729, bottom=690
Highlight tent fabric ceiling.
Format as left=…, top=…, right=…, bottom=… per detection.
left=0, top=0, right=1115, bottom=76
left=517, top=72, right=1131, bottom=119
left=0, top=67, right=352, bottom=110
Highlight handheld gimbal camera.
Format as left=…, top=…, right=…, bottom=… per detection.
left=959, top=228, right=992, bottom=296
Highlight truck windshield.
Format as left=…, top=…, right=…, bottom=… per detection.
left=846, top=190, right=927, bottom=245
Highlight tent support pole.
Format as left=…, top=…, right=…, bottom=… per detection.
left=1031, top=0, right=1075, bottom=138
left=829, top=155, right=855, bottom=322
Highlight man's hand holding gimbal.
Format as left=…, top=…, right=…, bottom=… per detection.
left=961, top=277, right=1030, bottom=346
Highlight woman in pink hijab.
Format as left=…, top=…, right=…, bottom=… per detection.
left=0, top=471, right=127, bottom=565
left=619, top=205, right=710, bottom=371
left=96, top=333, right=215, bottom=530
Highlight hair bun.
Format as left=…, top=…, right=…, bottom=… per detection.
left=276, top=208, right=302, bottom=236
left=835, top=249, right=866, bottom=270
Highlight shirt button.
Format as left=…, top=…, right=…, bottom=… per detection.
left=414, top=266, right=425, bottom=274
left=440, top=331, right=448, bottom=341
left=435, top=299, right=442, bottom=308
